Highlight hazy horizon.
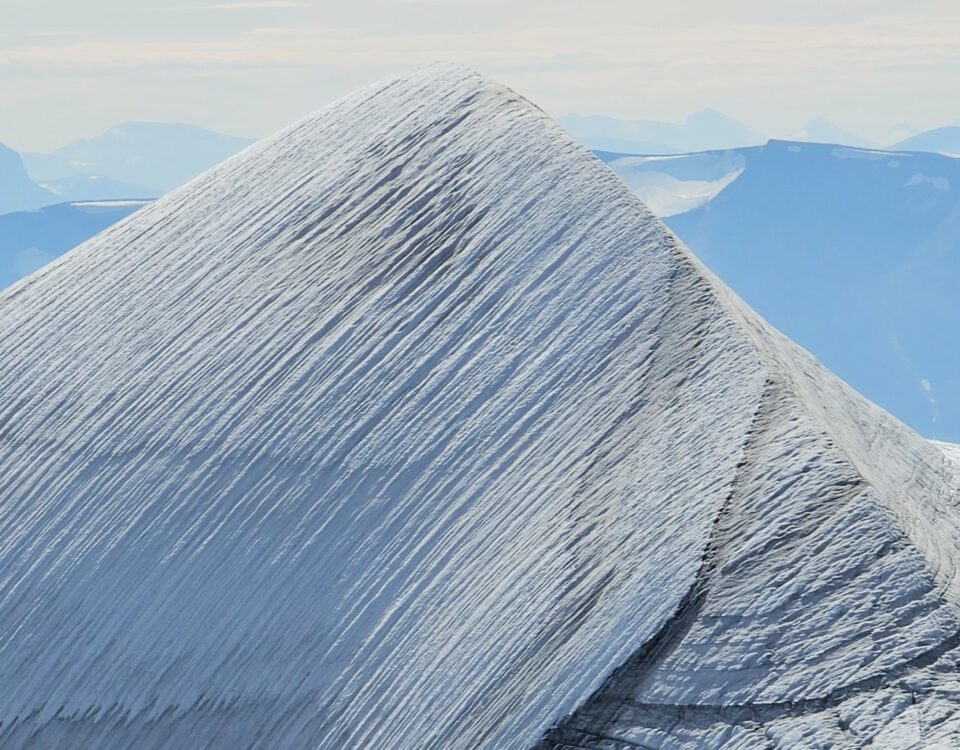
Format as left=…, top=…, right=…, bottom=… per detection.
left=6, top=106, right=951, bottom=157
left=2, top=0, right=958, bottom=152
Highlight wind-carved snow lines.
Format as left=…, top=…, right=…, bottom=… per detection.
left=0, top=64, right=959, bottom=750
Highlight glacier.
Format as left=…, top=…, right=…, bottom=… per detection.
left=0, top=64, right=959, bottom=749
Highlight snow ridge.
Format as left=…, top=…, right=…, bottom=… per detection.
left=0, top=65, right=958, bottom=749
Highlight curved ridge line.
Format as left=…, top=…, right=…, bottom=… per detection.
left=533, top=376, right=775, bottom=748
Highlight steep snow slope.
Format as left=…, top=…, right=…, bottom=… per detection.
left=0, top=65, right=958, bottom=749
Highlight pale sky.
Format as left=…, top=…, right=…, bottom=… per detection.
left=2, top=0, right=959, bottom=152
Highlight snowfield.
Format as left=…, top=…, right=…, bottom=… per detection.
left=0, top=64, right=959, bottom=749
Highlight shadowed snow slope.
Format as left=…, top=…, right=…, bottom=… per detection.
left=0, top=65, right=959, bottom=749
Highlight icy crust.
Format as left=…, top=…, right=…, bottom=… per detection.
left=538, top=264, right=960, bottom=748
left=737, top=306, right=960, bottom=608
left=539, top=383, right=960, bottom=749
left=0, top=65, right=768, bottom=748
left=936, top=441, right=960, bottom=480
left=0, top=65, right=959, bottom=750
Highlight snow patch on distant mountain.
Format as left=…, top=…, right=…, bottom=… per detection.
left=906, top=172, right=950, bottom=191
left=831, top=146, right=893, bottom=161
left=36, top=173, right=157, bottom=203
left=601, top=153, right=743, bottom=216
left=597, top=149, right=747, bottom=216
left=72, top=199, right=152, bottom=208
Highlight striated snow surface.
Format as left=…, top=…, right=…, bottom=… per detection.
left=0, top=64, right=959, bottom=749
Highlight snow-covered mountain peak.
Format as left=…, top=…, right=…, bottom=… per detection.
left=1, top=65, right=959, bottom=749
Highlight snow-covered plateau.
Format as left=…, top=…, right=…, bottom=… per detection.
left=1, top=64, right=959, bottom=749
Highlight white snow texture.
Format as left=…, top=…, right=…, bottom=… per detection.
left=0, top=65, right=959, bottom=749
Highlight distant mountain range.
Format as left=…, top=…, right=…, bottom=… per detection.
left=788, top=118, right=879, bottom=149
left=559, top=112, right=893, bottom=153
left=562, top=111, right=960, bottom=154
left=0, top=122, right=249, bottom=290
left=0, top=122, right=252, bottom=218
left=0, top=144, right=58, bottom=214
left=893, top=126, right=960, bottom=155
left=22, top=122, right=254, bottom=195
left=600, top=140, right=960, bottom=440
left=557, top=109, right=767, bottom=154
left=5, top=116, right=957, bottom=224
left=0, top=201, right=147, bottom=289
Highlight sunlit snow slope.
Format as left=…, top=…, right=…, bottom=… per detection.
left=1, top=65, right=959, bottom=749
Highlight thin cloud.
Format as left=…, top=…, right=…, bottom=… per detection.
left=4, top=19, right=960, bottom=73
left=3, top=8, right=960, bottom=148
left=26, top=31, right=93, bottom=38
left=151, top=1, right=307, bottom=11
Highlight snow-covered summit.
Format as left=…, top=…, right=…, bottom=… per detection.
left=1, top=64, right=959, bottom=749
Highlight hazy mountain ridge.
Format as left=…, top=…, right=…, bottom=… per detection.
left=561, top=112, right=895, bottom=153
left=0, top=201, right=147, bottom=289
left=788, top=117, right=879, bottom=149
left=20, top=122, right=254, bottom=196
left=0, top=143, right=58, bottom=215
left=558, top=109, right=766, bottom=154
left=894, top=126, right=960, bottom=155
left=37, top=174, right=157, bottom=203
